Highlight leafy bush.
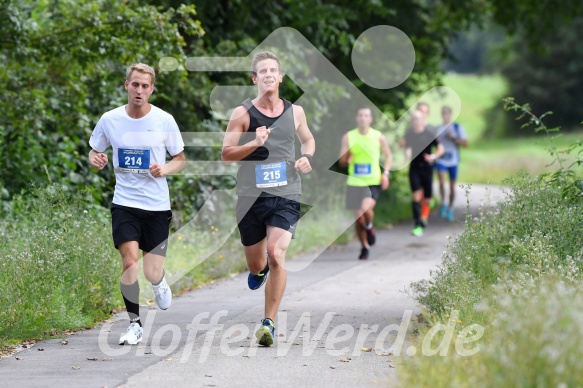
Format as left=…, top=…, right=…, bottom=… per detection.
left=0, top=0, right=203, bottom=217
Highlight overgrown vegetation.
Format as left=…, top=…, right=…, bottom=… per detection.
left=401, top=101, right=583, bottom=386
left=0, top=186, right=120, bottom=346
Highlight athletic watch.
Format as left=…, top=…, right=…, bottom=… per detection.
left=301, top=153, right=313, bottom=163
left=383, top=170, right=390, bottom=176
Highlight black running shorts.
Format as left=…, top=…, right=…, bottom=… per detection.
left=409, top=166, right=433, bottom=198
left=345, top=185, right=381, bottom=210
left=236, top=195, right=301, bottom=247
left=111, top=203, right=173, bottom=256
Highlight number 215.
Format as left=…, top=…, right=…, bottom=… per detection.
left=263, top=171, right=281, bottom=180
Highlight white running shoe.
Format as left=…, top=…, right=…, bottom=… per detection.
left=119, top=322, right=143, bottom=345
left=152, top=276, right=172, bottom=310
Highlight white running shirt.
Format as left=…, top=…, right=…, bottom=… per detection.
left=89, top=105, right=184, bottom=211
left=436, top=122, right=467, bottom=168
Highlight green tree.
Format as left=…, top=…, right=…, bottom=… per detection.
left=149, top=0, right=583, bottom=166
left=2, top=0, right=583, bottom=216
left=500, top=18, right=583, bottom=133
left=0, top=0, right=202, bottom=210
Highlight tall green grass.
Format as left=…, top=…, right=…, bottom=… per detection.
left=0, top=186, right=121, bottom=346
left=402, top=276, right=583, bottom=387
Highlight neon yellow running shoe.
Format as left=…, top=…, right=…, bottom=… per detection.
left=411, top=226, right=424, bottom=237
left=255, top=318, right=275, bottom=346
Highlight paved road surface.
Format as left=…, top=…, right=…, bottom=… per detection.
left=0, top=185, right=504, bottom=387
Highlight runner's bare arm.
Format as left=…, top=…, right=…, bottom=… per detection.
left=338, top=134, right=351, bottom=167
left=293, top=105, right=315, bottom=173
left=380, top=135, right=392, bottom=172
left=89, top=149, right=108, bottom=170
left=456, top=138, right=469, bottom=147
left=221, top=106, right=266, bottom=164
left=150, top=151, right=186, bottom=178
left=380, top=135, right=392, bottom=190
left=435, top=142, right=445, bottom=159
left=404, top=145, right=412, bottom=164
left=423, top=142, right=446, bottom=163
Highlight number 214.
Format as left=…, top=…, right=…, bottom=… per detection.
left=124, top=156, right=142, bottom=166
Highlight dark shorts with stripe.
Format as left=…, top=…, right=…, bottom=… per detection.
left=111, top=203, right=172, bottom=256
left=236, top=195, right=301, bottom=246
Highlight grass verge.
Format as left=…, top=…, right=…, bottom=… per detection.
left=413, top=73, right=583, bottom=184
left=400, top=103, right=583, bottom=386
left=0, top=186, right=120, bottom=349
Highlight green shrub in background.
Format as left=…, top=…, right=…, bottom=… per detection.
left=374, top=169, right=412, bottom=227
left=401, top=100, right=583, bottom=386
left=0, top=185, right=120, bottom=347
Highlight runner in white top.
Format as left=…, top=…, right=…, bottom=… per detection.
left=435, top=105, right=468, bottom=222
left=88, top=63, right=186, bottom=345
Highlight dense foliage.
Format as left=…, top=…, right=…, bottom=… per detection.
left=0, top=0, right=203, bottom=213
left=2, top=0, right=582, bottom=219
left=501, top=18, right=583, bottom=132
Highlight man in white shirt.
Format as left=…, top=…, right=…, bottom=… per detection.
left=436, top=106, right=468, bottom=222
left=88, top=63, right=186, bottom=345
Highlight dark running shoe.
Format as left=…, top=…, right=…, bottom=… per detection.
left=366, top=227, right=376, bottom=246
left=359, top=247, right=370, bottom=260
left=248, top=258, right=270, bottom=290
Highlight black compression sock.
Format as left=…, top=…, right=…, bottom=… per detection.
left=412, top=201, right=422, bottom=227
left=261, top=262, right=269, bottom=273
left=121, top=280, right=141, bottom=327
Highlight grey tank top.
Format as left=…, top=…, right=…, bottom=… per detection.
left=236, top=98, right=301, bottom=197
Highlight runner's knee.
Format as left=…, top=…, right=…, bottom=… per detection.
left=248, top=257, right=267, bottom=274
left=267, top=245, right=286, bottom=270
left=143, top=261, right=163, bottom=283
left=121, top=256, right=139, bottom=273
left=412, top=191, right=423, bottom=202
left=364, top=206, right=374, bottom=217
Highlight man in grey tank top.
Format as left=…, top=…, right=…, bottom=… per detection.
left=222, top=51, right=316, bottom=347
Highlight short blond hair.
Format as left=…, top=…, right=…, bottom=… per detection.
left=251, top=51, right=282, bottom=74
left=126, top=63, right=156, bottom=84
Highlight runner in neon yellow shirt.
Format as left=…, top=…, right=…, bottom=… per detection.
left=339, top=108, right=392, bottom=260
